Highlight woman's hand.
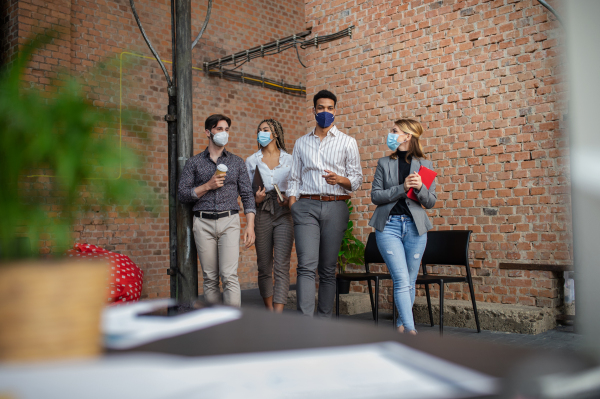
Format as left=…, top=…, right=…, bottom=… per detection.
left=255, top=186, right=266, bottom=204
left=243, top=213, right=256, bottom=248
left=277, top=194, right=289, bottom=208
left=404, top=172, right=423, bottom=191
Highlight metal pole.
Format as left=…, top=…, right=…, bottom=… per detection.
left=175, top=0, right=197, bottom=303
left=166, top=0, right=178, bottom=300
left=166, top=91, right=178, bottom=299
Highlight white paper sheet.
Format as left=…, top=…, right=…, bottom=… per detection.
left=0, top=342, right=497, bottom=399
left=102, top=299, right=242, bottom=349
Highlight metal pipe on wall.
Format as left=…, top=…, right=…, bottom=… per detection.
left=175, top=0, right=198, bottom=303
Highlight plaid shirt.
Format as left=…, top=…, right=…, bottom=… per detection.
left=178, top=148, right=256, bottom=214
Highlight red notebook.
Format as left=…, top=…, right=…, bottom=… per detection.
left=407, top=166, right=437, bottom=202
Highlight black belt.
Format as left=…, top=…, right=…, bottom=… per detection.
left=194, top=210, right=238, bottom=220
left=300, top=195, right=351, bottom=201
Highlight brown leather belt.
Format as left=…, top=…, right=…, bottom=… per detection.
left=299, top=195, right=351, bottom=201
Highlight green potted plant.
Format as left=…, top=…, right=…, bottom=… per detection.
left=0, top=34, right=150, bottom=362
left=337, top=199, right=365, bottom=294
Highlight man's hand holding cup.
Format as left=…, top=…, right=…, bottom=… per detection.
left=207, top=164, right=227, bottom=190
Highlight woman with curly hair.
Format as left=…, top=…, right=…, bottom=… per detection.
left=246, top=119, right=294, bottom=312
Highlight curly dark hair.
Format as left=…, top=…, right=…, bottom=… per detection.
left=256, top=119, right=287, bottom=152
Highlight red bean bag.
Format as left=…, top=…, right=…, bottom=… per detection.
left=66, top=243, right=143, bottom=305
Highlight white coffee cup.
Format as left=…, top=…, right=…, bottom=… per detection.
left=215, top=164, right=228, bottom=176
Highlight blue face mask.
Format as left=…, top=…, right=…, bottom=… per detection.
left=257, top=131, right=273, bottom=147
left=315, top=111, right=335, bottom=128
left=387, top=133, right=400, bottom=151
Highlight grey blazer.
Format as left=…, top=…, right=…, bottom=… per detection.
left=368, top=156, right=437, bottom=236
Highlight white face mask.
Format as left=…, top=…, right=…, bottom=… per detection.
left=211, top=131, right=229, bottom=147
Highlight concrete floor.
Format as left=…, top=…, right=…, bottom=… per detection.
left=240, top=287, right=582, bottom=352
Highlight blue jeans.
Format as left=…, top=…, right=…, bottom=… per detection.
left=375, top=215, right=427, bottom=331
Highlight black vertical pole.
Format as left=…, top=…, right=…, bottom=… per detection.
left=166, top=0, right=178, bottom=299
left=167, top=93, right=178, bottom=299
left=166, top=94, right=179, bottom=298
left=175, top=0, right=197, bottom=303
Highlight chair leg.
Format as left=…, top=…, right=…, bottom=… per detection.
left=367, top=279, right=376, bottom=321
left=374, top=277, right=379, bottom=325
left=439, top=282, right=444, bottom=336
left=467, top=277, right=481, bottom=333
left=335, top=277, right=340, bottom=319
left=425, top=284, right=434, bottom=327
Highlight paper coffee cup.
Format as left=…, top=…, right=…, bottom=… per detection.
left=215, top=164, right=228, bottom=176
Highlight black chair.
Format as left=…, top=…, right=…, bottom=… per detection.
left=335, top=232, right=391, bottom=324
left=416, top=230, right=481, bottom=335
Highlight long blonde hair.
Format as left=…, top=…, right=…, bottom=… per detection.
left=390, top=119, right=425, bottom=162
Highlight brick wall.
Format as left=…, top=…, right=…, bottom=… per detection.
left=7, top=0, right=572, bottom=310
left=10, top=0, right=307, bottom=299
left=7, top=0, right=73, bottom=86
left=304, top=0, right=570, bottom=309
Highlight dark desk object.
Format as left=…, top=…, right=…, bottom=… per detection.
left=416, top=230, right=481, bottom=335
left=113, top=306, right=526, bottom=379
left=335, top=232, right=391, bottom=324
left=109, top=306, right=600, bottom=398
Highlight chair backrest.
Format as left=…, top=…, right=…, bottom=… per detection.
left=421, top=230, right=472, bottom=274
left=364, top=232, right=384, bottom=273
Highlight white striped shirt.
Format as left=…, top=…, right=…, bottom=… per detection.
left=287, top=125, right=363, bottom=197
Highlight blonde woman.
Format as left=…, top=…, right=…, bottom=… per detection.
left=369, top=119, right=437, bottom=334
left=246, top=119, right=294, bottom=313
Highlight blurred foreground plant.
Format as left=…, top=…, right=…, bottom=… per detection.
left=0, top=34, right=152, bottom=260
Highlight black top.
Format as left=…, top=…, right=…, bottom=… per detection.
left=390, top=151, right=413, bottom=216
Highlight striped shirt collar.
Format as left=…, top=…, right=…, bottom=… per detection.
left=309, top=125, right=340, bottom=137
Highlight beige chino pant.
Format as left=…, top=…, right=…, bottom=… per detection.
left=192, top=213, right=241, bottom=307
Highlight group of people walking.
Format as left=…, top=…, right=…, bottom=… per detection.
left=178, top=89, right=437, bottom=334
